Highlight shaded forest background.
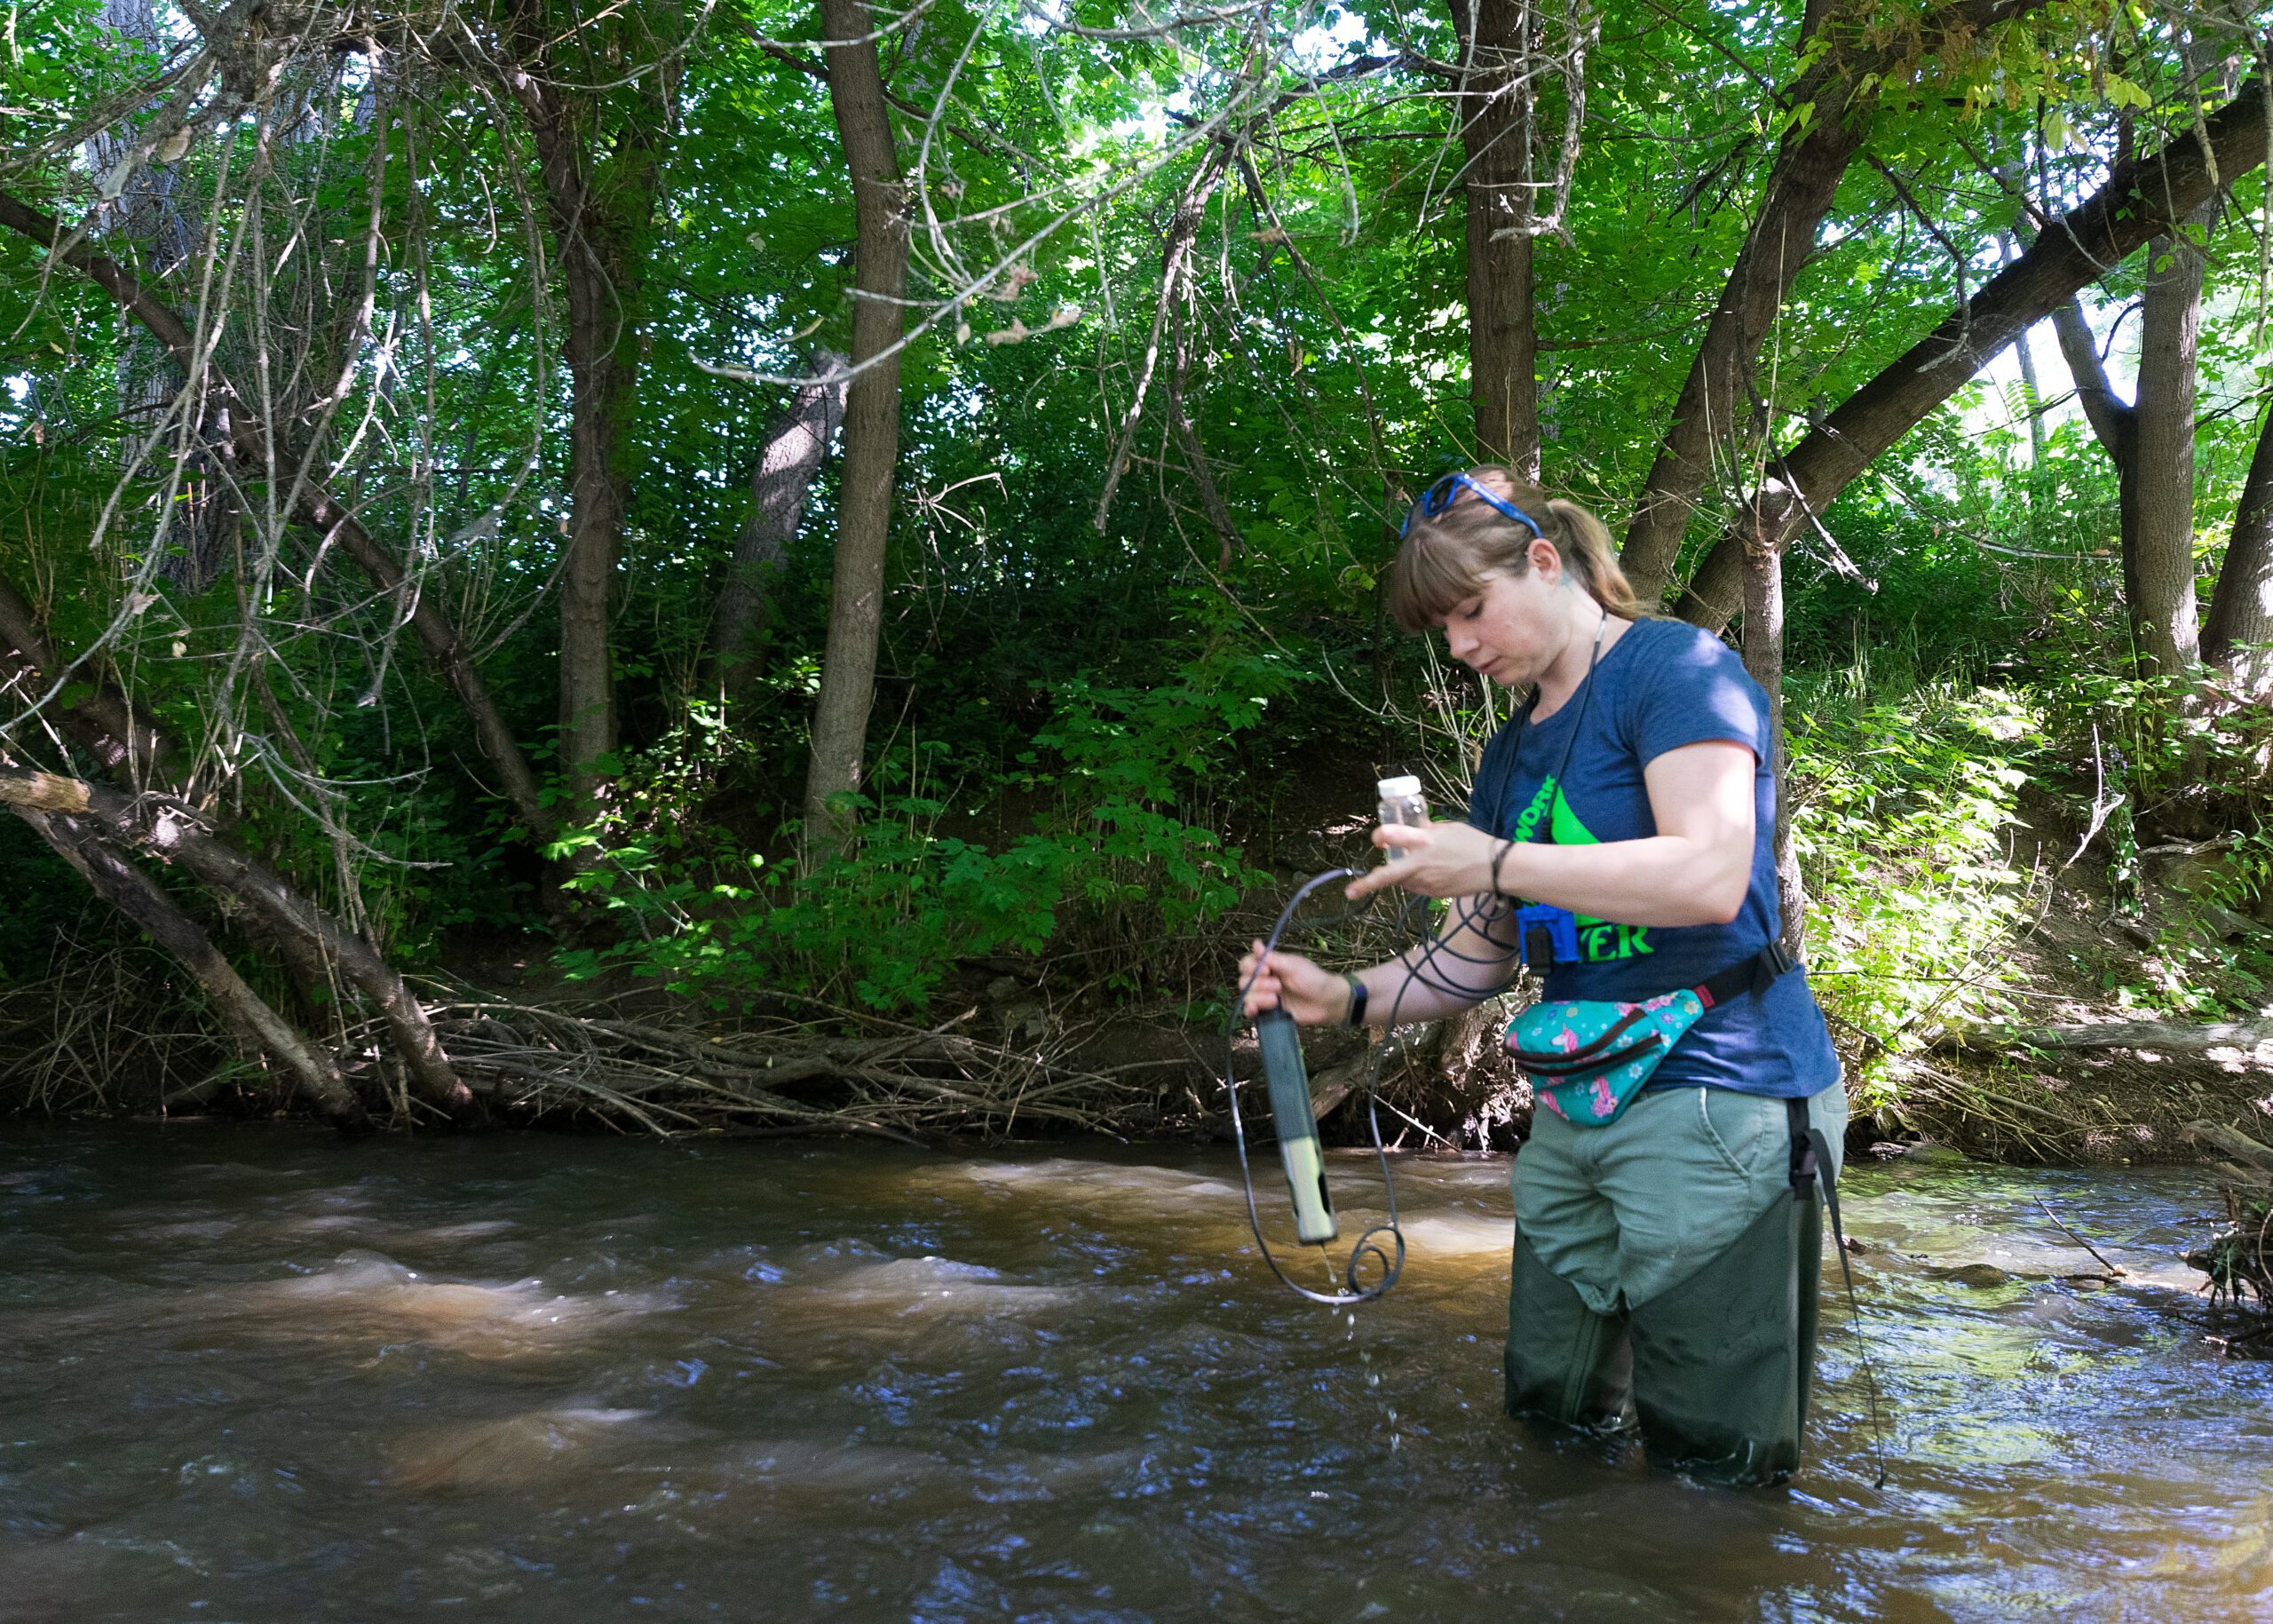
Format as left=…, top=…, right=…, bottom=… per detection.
left=0, top=0, right=2268, bottom=1145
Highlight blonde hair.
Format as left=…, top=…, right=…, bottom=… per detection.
left=1382, top=466, right=1644, bottom=631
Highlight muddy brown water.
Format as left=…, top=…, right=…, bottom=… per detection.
left=1, top=1125, right=2267, bottom=1621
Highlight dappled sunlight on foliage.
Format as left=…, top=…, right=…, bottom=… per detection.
left=1789, top=677, right=2035, bottom=1091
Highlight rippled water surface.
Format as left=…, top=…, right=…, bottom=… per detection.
left=2, top=1124, right=2269, bottom=1622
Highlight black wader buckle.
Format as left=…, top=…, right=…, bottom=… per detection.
left=1751, top=939, right=1798, bottom=998
left=1786, top=1097, right=1817, bottom=1196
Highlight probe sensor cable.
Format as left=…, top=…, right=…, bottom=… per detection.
left=1223, top=871, right=1526, bottom=1306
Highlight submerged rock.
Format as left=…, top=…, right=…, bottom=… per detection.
left=1899, top=1142, right=1970, bottom=1166
left=1935, top=1263, right=2015, bottom=1287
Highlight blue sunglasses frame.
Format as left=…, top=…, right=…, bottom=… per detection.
left=1401, top=471, right=1544, bottom=540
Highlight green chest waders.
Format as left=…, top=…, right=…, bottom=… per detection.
left=1504, top=1097, right=1842, bottom=1487
left=1620, top=1103, right=1827, bottom=1485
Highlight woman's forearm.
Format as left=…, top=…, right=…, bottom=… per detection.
left=1354, top=741, right=1758, bottom=927
left=1489, top=835, right=1751, bottom=928
left=1352, top=907, right=1517, bottom=1026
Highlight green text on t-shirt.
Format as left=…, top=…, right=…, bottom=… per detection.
left=1509, top=779, right=1652, bottom=963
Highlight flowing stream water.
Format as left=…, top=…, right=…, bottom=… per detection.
left=2, top=1123, right=2268, bottom=1621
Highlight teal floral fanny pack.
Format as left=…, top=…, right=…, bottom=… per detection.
left=1506, top=945, right=1796, bottom=1128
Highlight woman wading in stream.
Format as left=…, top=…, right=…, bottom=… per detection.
left=1238, top=466, right=1846, bottom=1485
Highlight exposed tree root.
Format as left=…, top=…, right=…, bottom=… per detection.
left=2182, top=1121, right=2273, bottom=1357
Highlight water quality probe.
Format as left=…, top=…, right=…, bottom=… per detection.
left=1223, top=778, right=1535, bottom=1307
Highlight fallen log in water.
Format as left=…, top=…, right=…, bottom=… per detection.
left=1947, top=1017, right=2273, bottom=1056
left=2183, top=1121, right=2273, bottom=1175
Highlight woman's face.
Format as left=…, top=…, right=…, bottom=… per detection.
left=1434, top=560, right=1572, bottom=688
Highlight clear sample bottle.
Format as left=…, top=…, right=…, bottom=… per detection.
left=1376, top=773, right=1429, bottom=828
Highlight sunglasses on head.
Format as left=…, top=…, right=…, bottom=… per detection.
left=1400, top=471, right=1545, bottom=540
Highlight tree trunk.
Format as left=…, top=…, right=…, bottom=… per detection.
left=12, top=805, right=367, bottom=1125
left=2130, top=211, right=2210, bottom=679
left=803, top=0, right=911, bottom=863
left=2202, top=400, right=2273, bottom=685
left=1619, top=0, right=2053, bottom=603
left=2047, top=212, right=2208, bottom=685
left=1737, top=495, right=1804, bottom=955
left=709, top=353, right=848, bottom=695
left=518, top=81, right=668, bottom=822
left=1454, top=0, right=1540, bottom=477
left=2049, top=297, right=2142, bottom=630
left=1670, top=76, right=2268, bottom=629
left=0, top=187, right=556, bottom=842
left=552, top=242, right=640, bottom=820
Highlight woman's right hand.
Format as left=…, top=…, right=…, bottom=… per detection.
left=1236, top=941, right=1350, bottom=1025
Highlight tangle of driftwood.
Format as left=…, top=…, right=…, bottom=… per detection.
left=407, top=990, right=1184, bottom=1142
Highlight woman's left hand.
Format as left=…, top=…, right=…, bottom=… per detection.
left=1346, top=819, right=1497, bottom=901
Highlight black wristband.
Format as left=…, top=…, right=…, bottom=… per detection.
left=1342, top=974, right=1368, bottom=1027
left=1491, top=837, right=1516, bottom=896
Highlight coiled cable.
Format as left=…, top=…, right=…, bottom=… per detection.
left=1221, top=872, right=1527, bottom=1304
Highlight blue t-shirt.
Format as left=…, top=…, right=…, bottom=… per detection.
left=1466, top=616, right=1841, bottom=1099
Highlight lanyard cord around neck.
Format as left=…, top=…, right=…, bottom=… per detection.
left=1502, top=608, right=1607, bottom=852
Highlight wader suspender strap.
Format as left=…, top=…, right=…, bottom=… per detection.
left=1786, top=1096, right=1889, bottom=1488
left=1697, top=939, right=1799, bottom=1010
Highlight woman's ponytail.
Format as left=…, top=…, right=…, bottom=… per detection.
left=1384, top=466, right=1650, bottom=630
left=1544, top=498, right=1645, bottom=620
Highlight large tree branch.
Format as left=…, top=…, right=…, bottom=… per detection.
left=0, top=762, right=471, bottom=1113
left=1620, top=0, right=2061, bottom=603
left=4, top=553, right=470, bottom=1118
left=1675, top=75, right=2269, bottom=626
left=0, top=186, right=555, bottom=841
left=2047, top=297, right=2131, bottom=456
left=10, top=804, right=367, bottom=1125
left=1776, top=80, right=2264, bottom=517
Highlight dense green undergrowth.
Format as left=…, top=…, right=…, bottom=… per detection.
left=545, top=646, right=1295, bottom=1012
left=6, top=575, right=2264, bottom=1121
left=527, top=614, right=2272, bottom=1110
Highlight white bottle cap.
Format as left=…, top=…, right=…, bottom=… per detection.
left=1377, top=774, right=1422, bottom=797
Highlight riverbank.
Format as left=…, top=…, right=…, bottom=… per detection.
left=4, top=928, right=2265, bottom=1168
left=3, top=785, right=2267, bottom=1162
